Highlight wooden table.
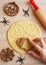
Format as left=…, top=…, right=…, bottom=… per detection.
left=0, top=0, right=46, bottom=65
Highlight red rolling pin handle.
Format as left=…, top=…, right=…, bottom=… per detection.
left=30, top=0, right=39, bottom=10
left=29, top=0, right=46, bottom=29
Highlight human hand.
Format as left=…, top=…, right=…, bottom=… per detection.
left=28, top=38, right=46, bottom=63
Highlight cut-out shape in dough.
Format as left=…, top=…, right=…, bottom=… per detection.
left=16, top=38, right=32, bottom=51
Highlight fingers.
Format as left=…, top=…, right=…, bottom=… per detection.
left=28, top=38, right=42, bottom=53
left=28, top=50, right=41, bottom=60
left=33, top=38, right=40, bottom=43
left=40, top=38, right=45, bottom=47
left=43, top=38, right=46, bottom=43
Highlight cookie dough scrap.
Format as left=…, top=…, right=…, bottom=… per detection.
left=7, top=20, right=41, bottom=54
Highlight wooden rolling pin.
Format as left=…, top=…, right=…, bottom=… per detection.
left=29, top=0, right=46, bottom=30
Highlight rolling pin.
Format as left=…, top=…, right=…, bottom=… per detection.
left=29, top=0, right=46, bottom=29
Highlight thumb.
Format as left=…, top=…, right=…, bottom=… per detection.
left=28, top=50, right=41, bottom=60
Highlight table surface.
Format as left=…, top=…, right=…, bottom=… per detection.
left=0, top=0, right=46, bottom=65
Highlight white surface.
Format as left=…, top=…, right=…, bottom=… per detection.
left=0, top=0, right=46, bottom=65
